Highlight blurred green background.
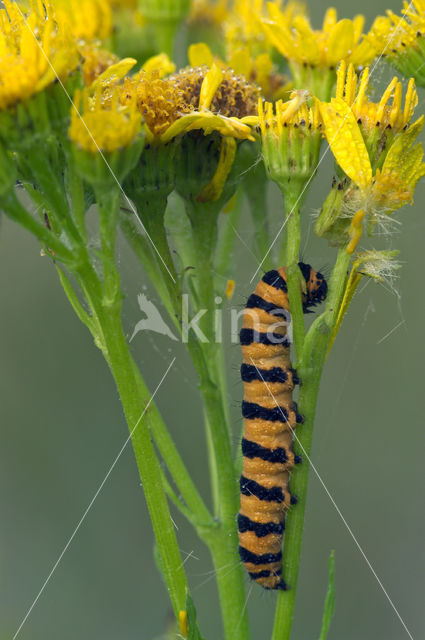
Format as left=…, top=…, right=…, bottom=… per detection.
left=1, top=1, right=424, bottom=638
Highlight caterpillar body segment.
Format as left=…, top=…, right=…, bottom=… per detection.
left=238, top=264, right=327, bottom=590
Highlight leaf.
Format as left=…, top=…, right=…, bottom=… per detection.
left=185, top=592, right=206, bottom=640
left=319, top=551, right=336, bottom=640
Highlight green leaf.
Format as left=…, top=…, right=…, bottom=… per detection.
left=319, top=551, right=336, bottom=640
left=185, top=592, right=206, bottom=640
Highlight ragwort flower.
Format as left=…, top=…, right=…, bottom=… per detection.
left=52, top=0, right=113, bottom=43
left=226, top=0, right=304, bottom=59
left=69, top=85, right=144, bottom=186
left=316, top=74, right=425, bottom=251
left=367, top=1, right=425, bottom=87
left=254, top=90, right=322, bottom=195
left=0, top=0, right=79, bottom=111
left=120, top=62, right=256, bottom=143
left=188, top=42, right=291, bottom=101
left=262, top=4, right=376, bottom=99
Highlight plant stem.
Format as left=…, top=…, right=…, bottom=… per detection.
left=184, top=199, right=250, bottom=640
left=0, top=190, right=76, bottom=263
left=200, top=376, right=251, bottom=640
left=280, top=186, right=305, bottom=361
left=128, top=359, right=213, bottom=529
left=271, top=247, right=350, bottom=640
left=72, top=259, right=189, bottom=617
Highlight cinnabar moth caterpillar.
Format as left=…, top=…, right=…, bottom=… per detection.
left=238, top=263, right=327, bottom=590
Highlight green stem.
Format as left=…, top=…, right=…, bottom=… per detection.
left=244, top=164, right=274, bottom=271
left=25, top=148, right=81, bottom=246
left=120, top=214, right=178, bottom=327
left=200, top=377, right=251, bottom=640
left=280, top=186, right=305, bottom=362
left=67, top=160, right=88, bottom=242
left=215, top=189, right=244, bottom=282
left=97, top=188, right=121, bottom=305
left=184, top=199, right=250, bottom=640
left=132, top=192, right=181, bottom=320
left=0, top=190, right=76, bottom=264
left=271, top=248, right=350, bottom=640
left=150, top=18, right=178, bottom=57
left=71, top=260, right=189, bottom=618
left=127, top=359, right=213, bottom=530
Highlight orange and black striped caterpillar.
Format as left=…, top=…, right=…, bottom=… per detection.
left=238, top=263, right=327, bottom=590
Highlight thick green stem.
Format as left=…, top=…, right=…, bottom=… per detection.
left=97, top=188, right=121, bottom=305
left=244, top=164, right=274, bottom=271
left=280, top=186, right=305, bottom=362
left=271, top=247, right=351, bottom=640
left=183, top=199, right=250, bottom=640
left=201, top=378, right=251, bottom=640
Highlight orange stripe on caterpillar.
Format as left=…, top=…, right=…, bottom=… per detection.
left=238, top=263, right=327, bottom=590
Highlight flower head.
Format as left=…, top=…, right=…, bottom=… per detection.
left=367, top=2, right=425, bottom=86
left=53, top=0, right=113, bottom=43
left=263, top=5, right=375, bottom=69
left=120, top=62, right=257, bottom=143
left=0, top=0, right=79, bottom=111
left=255, top=91, right=322, bottom=192
left=188, top=41, right=291, bottom=101
left=317, top=91, right=425, bottom=249
left=319, top=100, right=425, bottom=213
left=80, top=45, right=120, bottom=86
left=336, top=61, right=418, bottom=136
left=69, top=87, right=142, bottom=153
left=226, top=0, right=304, bottom=59
left=262, top=4, right=376, bottom=99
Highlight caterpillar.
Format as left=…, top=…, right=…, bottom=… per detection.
left=238, top=263, right=327, bottom=590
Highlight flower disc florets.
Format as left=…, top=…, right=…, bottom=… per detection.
left=120, top=70, right=192, bottom=137
left=170, top=65, right=260, bottom=118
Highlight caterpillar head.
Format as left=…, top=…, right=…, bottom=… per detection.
left=298, top=262, right=328, bottom=311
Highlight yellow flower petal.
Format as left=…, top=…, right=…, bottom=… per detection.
left=141, top=52, right=175, bottom=77
left=159, top=111, right=254, bottom=143
left=326, top=19, right=354, bottom=67
left=197, top=137, right=237, bottom=202
left=199, top=63, right=224, bottom=110
left=347, top=208, right=365, bottom=254
left=292, top=15, right=321, bottom=65
left=225, top=279, right=236, bottom=299
left=322, top=7, right=337, bottom=33
left=228, top=48, right=252, bottom=79
left=90, top=57, right=137, bottom=90
left=318, top=98, right=372, bottom=190
left=188, top=42, right=214, bottom=68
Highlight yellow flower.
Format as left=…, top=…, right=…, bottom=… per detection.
left=226, top=0, right=304, bottom=59
left=253, top=90, right=322, bottom=190
left=263, top=5, right=375, bottom=69
left=335, top=61, right=418, bottom=135
left=69, top=86, right=142, bottom=153
left=0, top=0, right=79, bottom=111
left=318, top=98, right=425, bottom=250
left=53, top=0, right=112, bottom=42
left=80, top=45, right=119, bottom=87
left=120, top=62, right=256, bottom=144
left=188, top=41, right=291, bottom=101
left=367, top=2, right=425, bottom=86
